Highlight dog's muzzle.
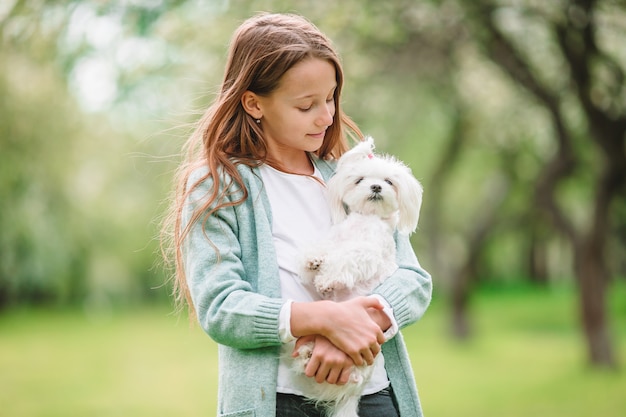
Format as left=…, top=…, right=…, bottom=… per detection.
left=368, top=185, right=383, bottom=201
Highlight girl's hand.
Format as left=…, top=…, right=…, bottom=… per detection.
left=323, top=297, right=385, bottom=367
left=294, top=335, right=354, bottom=385
left=290, top=296, right=385, bottom=367
left=367, top=303, right=392, bottom=334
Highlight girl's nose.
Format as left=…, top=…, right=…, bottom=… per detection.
left=317, top=103, right=334, bottom=126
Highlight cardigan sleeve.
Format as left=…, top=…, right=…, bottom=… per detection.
left=372, top=232, right=432, bottom=330
left=183, top=169, right=283, bottom=349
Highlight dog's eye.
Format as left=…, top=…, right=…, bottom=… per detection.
left=355, top=177, right=364, bottom=185
left=385, top=178, right=393, bottom=186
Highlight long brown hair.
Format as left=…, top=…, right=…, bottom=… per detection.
left=162, top=12, right=363, bottom=313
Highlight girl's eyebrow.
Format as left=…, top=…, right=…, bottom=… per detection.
left=293, top=85, right=337, bottom=100
left=293, top=94, right=316, bottom=100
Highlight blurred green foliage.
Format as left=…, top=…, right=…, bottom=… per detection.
left=0, top=0, right=178, bottom=307
left=1, top=0, right=624, bottom=365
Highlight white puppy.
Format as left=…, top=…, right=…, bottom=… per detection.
left=293, top=137, right=423, bottom=417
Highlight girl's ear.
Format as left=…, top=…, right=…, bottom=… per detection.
left=241, top=91, right=263, bottom=119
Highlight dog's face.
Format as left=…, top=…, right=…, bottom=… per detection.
left=327, top=138, right=423, bottom=234
left=334, top=159, right=403, bottom=219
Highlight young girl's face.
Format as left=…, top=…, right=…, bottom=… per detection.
left=256, top=58, right=337, bottom=168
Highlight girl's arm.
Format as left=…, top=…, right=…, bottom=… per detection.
left=290, top=297, right=386, bottom=366
left=184, top=172, right=283, bottom=349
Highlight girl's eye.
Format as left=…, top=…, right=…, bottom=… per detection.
left=355, top=177, right=364, bottom=185
left=385, top=179, right=393, bottom=186
left=298, top=106, right=313, bottom=112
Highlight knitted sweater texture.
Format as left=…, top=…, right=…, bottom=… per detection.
left=183, top=155, right=432, bottom=417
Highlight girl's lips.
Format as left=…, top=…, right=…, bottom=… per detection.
left=308, top=131, right=326, bottom=139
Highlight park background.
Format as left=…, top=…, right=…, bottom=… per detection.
left=1, top=0, right=625, bottom=416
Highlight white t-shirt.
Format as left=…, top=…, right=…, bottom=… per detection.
left=259, top=163, right=390, bottom=396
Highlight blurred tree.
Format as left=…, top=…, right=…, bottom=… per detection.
left=259, top=0, right=625, bottom=368
left=0, top=1, right=89, bottom=306
left=1, top=0, right=622, bottom=370
left=459, top=0, right=624, bottom=368
left=0, top=0, right=187, bottom=308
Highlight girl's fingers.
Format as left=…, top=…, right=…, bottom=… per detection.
left=305, top=335, right=356, bottom=384
left=305, top=356, right=320, bottom=378
left=314, top=362, right=330, bottom=383
left=325, top=366, right=341, bottom=384
left=360, top=296, right=384, bottom=311
left=337, top=367, right=352, bottom=385
left=360, top=347, right=374, bottom=366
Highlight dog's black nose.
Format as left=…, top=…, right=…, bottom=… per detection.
left=370, top=184, right=382, bottom=193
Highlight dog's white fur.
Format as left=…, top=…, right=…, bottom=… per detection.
left=290, top=137, right=423, bottom=417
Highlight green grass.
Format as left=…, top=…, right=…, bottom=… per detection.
left=1, top=284, right=624, bottom=417
left=0, top=307, right=218, bottom=417
left=408, top=284, right=626, bottom=417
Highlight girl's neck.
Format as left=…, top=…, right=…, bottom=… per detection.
left=266, top=152, right=314, bottom=176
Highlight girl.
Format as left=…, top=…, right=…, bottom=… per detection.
left=164, top=12, right=432, bottom=417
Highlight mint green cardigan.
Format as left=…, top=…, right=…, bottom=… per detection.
left=183, top=155, right=432, bottom=417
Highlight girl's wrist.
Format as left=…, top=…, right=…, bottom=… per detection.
left=290, top=300, right=335, bottom=337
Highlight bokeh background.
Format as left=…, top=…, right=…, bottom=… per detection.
left=1, top=0, right=625, bottom=416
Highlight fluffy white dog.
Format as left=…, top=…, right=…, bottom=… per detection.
left=292, top=137, right=423, bottom=417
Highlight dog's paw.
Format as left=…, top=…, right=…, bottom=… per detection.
left=293, top=342, right=314, bottom=373
left=318, top=284, right=335, bottom=296
left=315, top=279, right=346, bottom=297
left=298, top=343, right=313, bottom=360
left=305, top=257, right=323, bottom=271
left=349, top=372, right=363, bottom=384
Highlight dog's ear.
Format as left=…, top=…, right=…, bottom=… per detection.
left=327, top=174, right=349, bottom=224
left=338, top=136, right=375, bottom=168
left=395, top=164, right=423, bottom=235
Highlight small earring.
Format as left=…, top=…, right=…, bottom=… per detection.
left=255, top=118, right=261, bottom=124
